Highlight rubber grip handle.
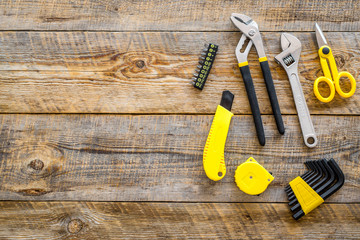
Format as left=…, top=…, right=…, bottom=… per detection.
left=203, top=105, right=233, bottom=181
left=260, top=60, right=285, bottom=134
left=240, top=65, right=265, bottom=146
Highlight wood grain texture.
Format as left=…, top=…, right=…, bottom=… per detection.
left=0, top=0, right=359, bottom=31
left=0, top=32, right=359, bottom=114
left=0, top=114, right=358, bottom=202
left=0, top=1, right=358, bottom=239
left=0, top=201, right=358, bottom=240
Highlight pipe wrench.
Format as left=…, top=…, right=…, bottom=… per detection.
left=275, top=33, right=318, bottom=148
left=230, top=13, right=284, bottom=146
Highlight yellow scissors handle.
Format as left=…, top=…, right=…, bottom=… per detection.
left=314, top=77, right=335, bottom=103
left=335, top=71, right=356, bottom=98
left=314, top=46, right=356, bottom=103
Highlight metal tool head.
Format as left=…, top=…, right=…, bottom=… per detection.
left=280, top=33, right=301, bottom=52
left=280, top=33, right=291, bottom=51
left=233, top=34, right=253, bottom=63
left=230, top=13, right=258, bottom=30
left=230, top=13, right=266, bottom=60
left=315, top=23, right=328, bottom=48
left=275, top=33, right=302, bottom=69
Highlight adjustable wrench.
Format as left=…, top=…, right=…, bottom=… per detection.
left=275, top=33, right=318, bottom=148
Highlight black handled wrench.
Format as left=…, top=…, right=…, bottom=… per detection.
left=231, top=13, right=285, bottom=146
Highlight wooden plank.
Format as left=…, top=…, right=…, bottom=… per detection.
left=0, top=201, right=358, bottom=239
left=0, top=32, right=359, bottom=114
left=0, top=0, right=359, bottom=31
left=0, top=114, right=358, bottom=202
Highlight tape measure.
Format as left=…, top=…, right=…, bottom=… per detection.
left=234, top=157, right=274, bottom=195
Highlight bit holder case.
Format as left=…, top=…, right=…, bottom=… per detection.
left=192, top=43, right=218, bottom=90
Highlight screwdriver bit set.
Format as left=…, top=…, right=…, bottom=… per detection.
left=192, top=43, right=218, bottom=90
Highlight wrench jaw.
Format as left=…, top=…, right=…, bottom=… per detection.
left=274, top=33, right=302, bottom=76
left=234, top=34, right=253, bottom=64
left=230, top=13, right=266, bottom=59
left=280, top=33, right=301, bottom=52
left=230, top=13, right=253, bottom=28
left=231, top=14, right=253, bottom=63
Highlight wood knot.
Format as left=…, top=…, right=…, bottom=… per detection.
left=135, top=60, right=145, bottom=69
left=17, top=188, right=50, bottom=196
left=67, top=219, right=84, bottom=234
left=29, top=159, right=44, bottom=171
left=334, top=54, right=346, bottom=69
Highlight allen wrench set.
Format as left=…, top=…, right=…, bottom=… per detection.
left=286, top=159, right=344, bottom=220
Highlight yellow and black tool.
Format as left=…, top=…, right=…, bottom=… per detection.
left=230, top=13, right=285, bottom=146
left=191, top=43, right=218, bottom=90
left=314, top=23, right=356, bottom=103
left=203, top=90, right=234, bottom=181
left=287, top=159, right=344, bottom=220
left=234, top=157, right=274, bottom=195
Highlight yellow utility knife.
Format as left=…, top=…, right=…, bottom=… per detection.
left=203, top=90, right=234, bottom=181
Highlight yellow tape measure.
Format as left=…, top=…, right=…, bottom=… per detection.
left=234, top=157, right=274, bottom=195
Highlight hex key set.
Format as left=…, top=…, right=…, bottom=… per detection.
left=286, top=159, right=344, bottom=220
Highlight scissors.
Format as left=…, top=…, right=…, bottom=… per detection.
left=314, top=23, right=356, bottom=103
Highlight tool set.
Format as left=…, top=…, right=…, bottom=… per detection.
left=230, top=13, right=284, bottom=146
left=275, top=33, right=318, bottom=148
left=200, top=13, right=352, bottom=220
left=192, top=43, right=218, bottom=90
left=0, top=4, right=353, bottom=226
left=313, top=23, right=356, bottom=103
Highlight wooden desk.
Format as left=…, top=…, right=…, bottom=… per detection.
left=0, top=0, right=359, bottom=239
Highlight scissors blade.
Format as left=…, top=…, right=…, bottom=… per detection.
left=315, top=23, right=328, bottom=48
